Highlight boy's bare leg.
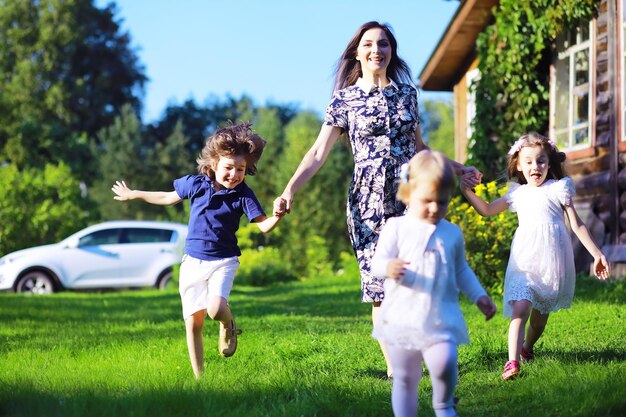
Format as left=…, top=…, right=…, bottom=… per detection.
left=185, top=309, right=206, bottom=379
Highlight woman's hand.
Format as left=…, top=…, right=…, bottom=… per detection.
left=461, top=166, right=482, bottom=190
left=273, top=196, right=291, bottom=216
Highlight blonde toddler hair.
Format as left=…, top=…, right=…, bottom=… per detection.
left=397, top=150, right=456, bottom=205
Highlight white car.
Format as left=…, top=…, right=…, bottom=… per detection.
left=0, top=220, right=187, bottom=294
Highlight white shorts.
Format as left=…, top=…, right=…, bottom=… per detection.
left=178, top=254, right=239, bottom=319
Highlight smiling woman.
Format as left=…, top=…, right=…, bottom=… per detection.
left=272, top=21, right=482, bottom=381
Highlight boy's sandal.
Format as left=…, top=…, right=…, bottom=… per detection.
left=521, top=342, right=535, bottom=362
left=219, top=319, right=242, bottom=358
left=502, top=360, right=520, bottom=381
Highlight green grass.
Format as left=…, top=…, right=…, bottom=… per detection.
left=0, top=274, right=624, bottom=417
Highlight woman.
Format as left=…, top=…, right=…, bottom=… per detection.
left=274, top=21, right=480, bottom=378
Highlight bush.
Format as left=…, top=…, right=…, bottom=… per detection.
left=237, top=247, right=297, bottom=286
left=305, top=235, right=334, bottom=279
left=337, top=251, right=359, bottom=279
left=447, top=182, right=518, bottom=294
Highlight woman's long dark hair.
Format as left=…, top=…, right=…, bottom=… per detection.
left=333, top=21, right=414, bottom=92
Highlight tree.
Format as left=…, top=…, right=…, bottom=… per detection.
left=0, top=163, right=93, bottom=255
left=420, top=99, right=455, bottom=159
left=90, top=104, right=154, bottom=221
left=276, top=112, right=354, bottom=275
left=0, top=0, right=146, bottom=179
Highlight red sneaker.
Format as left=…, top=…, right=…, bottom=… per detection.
left=502, top=360, right=520, bottom=380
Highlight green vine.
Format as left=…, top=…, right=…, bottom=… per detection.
left=467, top=0, right=601, bottom=180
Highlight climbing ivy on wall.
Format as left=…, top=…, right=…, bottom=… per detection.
left=467, top=0, right=601, bottom=180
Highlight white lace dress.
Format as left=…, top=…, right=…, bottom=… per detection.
left=503, top=177, right=577, bottom=317
left=371, top=216, right=487, bottom=350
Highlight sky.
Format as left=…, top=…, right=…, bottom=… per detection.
left=99, top=0, right=458, bottom=123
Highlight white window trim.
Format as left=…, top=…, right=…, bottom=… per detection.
left=466, top=68, right=480, bottom=139
left=551, top=20, right=595, bottom=151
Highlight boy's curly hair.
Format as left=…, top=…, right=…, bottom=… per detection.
left=197, top=122, right=266, bottom=179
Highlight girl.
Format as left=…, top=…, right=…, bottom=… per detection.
left=372, top=150, right=496, bottom=417
left=460, top=132, right=610, bottom=381
left=273, top=21, right=481, bottom=378
left=112, top=123, right=283, bottom=379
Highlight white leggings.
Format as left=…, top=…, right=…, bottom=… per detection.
left=387, top=342, right=458, bottom=417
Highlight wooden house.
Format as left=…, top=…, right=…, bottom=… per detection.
left=419, top=0, right=625, bottom=275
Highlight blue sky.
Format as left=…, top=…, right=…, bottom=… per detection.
left=101, top=0, right=458, bottom=122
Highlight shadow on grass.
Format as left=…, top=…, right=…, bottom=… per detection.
left=0, top=381, right=391, bottom=417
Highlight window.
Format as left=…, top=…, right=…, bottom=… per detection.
left=78, top=229, right=120, bottom=246
left=121, top=228, right=175, bottom=244
left=466, top=68, right=480, bottom=139
left=553, top=22, right=593, bottom=150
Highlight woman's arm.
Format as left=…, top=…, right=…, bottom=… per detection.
left=461, top=186, right=509, bottom=217
left=112, top=181, right=181, bottom=206
left=564, top=205, right=610, bottom=279
left=277, top=124, right=342, bottom=213
left=414, top=125, right=481, bottom=188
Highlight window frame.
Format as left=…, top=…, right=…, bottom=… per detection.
left=551, top=20, right=595, bottom=151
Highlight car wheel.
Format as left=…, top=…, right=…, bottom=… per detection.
left=16, top=271, right=56, bottom=294
left=156, top=270, right=175, bottom=290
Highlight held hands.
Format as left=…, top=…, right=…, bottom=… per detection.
left=461, top=166, right=482, bottom=190
left=111, top=180, right=134, bottom=201
left=593, top=254, right=610, bottom=280
left=476, top=295, right=497, bottom=320
left=386, top=258, right=409, bottom=280
left=273, top=196, right=291, bottom=216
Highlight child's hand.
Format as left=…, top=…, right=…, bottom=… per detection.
left=476, top=295, right=496, bottom=320
left=461, top=167, right=482, bottom=190
left=273, top=197, right=288, bottom=217
left=593, top=254, right=610, bottom=281
left=386, top=258, right=409, bottom=280
left=112, top=180, right=133, bottom=201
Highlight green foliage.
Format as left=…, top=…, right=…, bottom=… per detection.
left=0, top=0, right=146, bottom=180
left=420, top=99, right=455, bottom=159
left=468, top=0, right=600, bottom=179
left=0, top=163, right=93, bottom=255
left=236, top=247, right=297, bottom=286
left=304, top=235, right=334, bottom=279
left=275, top=111, right=354, bottom=275
left=447, top=182, right=518, bottom=294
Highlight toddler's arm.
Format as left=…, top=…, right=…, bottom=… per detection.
left=476, top=295, right=497, bottom=320
left=460, top=185, right=509, bottom=217
left=371, top=218, right=403, bottom=278
left=384, top=258, right=409, bottom=280
left=564, top=205, right=610, bottom=280
left=112, top=180, right=181, bottom=206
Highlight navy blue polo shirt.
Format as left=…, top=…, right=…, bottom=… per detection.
left=173, top=175, right=265, bottom=261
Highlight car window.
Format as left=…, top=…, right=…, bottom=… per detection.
left=78, top=229, right=121, bottom=246
left=121, top=228, right=174, bottom=244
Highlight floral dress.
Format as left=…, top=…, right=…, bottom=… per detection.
left=324, top=79, right=419, bottom=302
left=503, top=178, right=577, bottom=316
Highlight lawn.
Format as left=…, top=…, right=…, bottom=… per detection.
left=0, top=273, right=624, bottom=417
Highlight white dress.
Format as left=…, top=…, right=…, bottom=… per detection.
left=371, top=216, right=487, bottom=350
left=503, top=177, right=576, bottom=317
